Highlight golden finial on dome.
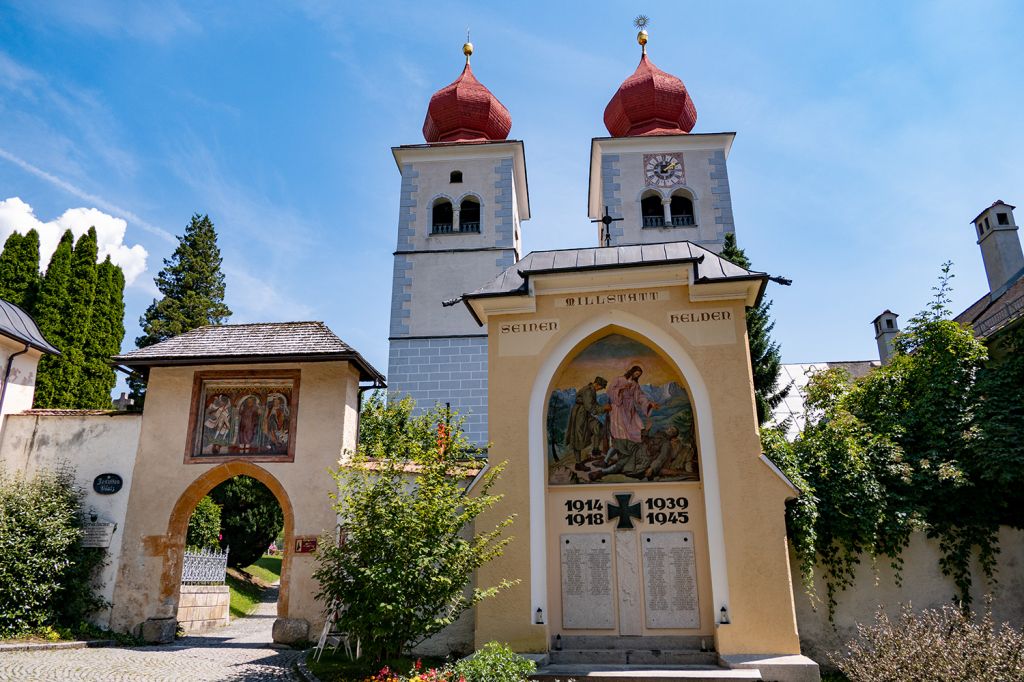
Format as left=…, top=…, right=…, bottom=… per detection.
left=463, top=28, right=473, bottom=65
left=634, top=15, right=649, bottom=54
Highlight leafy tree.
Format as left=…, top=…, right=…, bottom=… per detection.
left=0, top=229, right=41, bottom=311
left=313, top=394, right=515, bottom=662
left=771, top=263, right=1001, bottom=615
left=186, top=496, right=222, bottom=550
left=132, top=214, right=231, bottom=402
left=209, top=476, right=282, bottom=569
left=719, top=233, right=790, bottom=424
left=77, top=257, right=125, bottom=408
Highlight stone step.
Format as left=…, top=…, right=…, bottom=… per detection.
left=532, top=664, right=761, bottom=682
left=549, top=649, right=719, bottom=666
left=555, top=635, right=711, bottom=651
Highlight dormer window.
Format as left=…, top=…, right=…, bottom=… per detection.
left=641, top=193, right=664, bottom=227
left=450, top=170, right=463, bottom=183
left=432, top=199, right=453, bottom=234
left=670, top=193, right=695, bottom=226
left=459, top=197, right=481, bottom=233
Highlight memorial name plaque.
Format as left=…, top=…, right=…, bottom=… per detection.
left=93, top=473, right=123, bottom=495
left=641, top=531, right=699, bottom=629
left=560, top=533, right=615, bottom=629
left=81, top=522, right=116, bottom=548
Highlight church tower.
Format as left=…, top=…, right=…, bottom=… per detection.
left=588, top=22, right=736, bottom=252
left=387, top=42, right=530, bottom=445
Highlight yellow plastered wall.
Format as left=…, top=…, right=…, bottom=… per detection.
left=109, top=360, right=359, bottom=635
left=474, top=282, right=801, bottom=655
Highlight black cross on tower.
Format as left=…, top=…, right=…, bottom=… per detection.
left=591, top=205, right=623, bottom=247
left=607, top=493, right=642, bottom=530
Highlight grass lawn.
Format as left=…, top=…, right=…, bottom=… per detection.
left=225, top=554, right=285, bottom=619
left=306, top=652, right=447, bottom=682
left=244, top=554, right=282, bottom=585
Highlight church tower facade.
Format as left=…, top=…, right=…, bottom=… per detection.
left=588, top=29, right=736, bottom=252
left=387, top=43, right=529, bottom=445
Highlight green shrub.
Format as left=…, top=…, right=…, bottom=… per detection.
left=186, top=495, right=221, bottom=549
left=454, top=642, right=536, bottom=682
left=830, top=601, right=1024, bottom=681
left=0, top=466, right=106, bottom=638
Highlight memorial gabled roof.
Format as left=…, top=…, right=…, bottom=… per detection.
left=467, top=241, right=765, bottom=298
left=112, top=321, right=385, bottom=384
left=0, top=298, right=59, bottom=355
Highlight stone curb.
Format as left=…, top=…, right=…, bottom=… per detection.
left=0, top=639, right=115, bottom=653
left=295, top=649, right=321, bottom=682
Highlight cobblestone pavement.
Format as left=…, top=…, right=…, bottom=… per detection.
left=0, top=586, right=301, bottom=681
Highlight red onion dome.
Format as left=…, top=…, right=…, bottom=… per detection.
left=603, top=53, right=697, bottom=137
left=422, top=43, right=512, bottom=144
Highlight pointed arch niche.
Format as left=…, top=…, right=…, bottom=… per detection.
left=526, top=313, right=729, bottom=627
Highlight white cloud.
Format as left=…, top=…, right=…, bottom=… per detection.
left=0, top=197, right=148, bottom=285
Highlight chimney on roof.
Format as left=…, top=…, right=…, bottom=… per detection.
left=872, top=310, right=899, bottom=364
left=972, top=200, right=1024, bottom=298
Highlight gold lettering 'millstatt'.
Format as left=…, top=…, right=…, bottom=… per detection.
left=557, top=290, right=668, bottom=307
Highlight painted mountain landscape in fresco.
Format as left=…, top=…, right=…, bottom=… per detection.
left=547, top=333, right=699, bottom=485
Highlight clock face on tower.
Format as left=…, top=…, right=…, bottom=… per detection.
left=643, top=153, right=685, bottom=188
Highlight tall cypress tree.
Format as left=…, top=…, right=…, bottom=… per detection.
left=719, top=232, right=790, bottom=425
left=33, top=230, right=75, bottom=407
left=131, top=214, right=231, bottom=402
left=0, top=229, right=41, bottom=311
left=77, top=256, right=125, bottom=408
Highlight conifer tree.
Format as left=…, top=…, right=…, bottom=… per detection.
left=32, top=230, right=75, bottom=407
left=719, top=232, right=790, bottom=424
left=0, top=229, right=41, bottom=311
left=136, top=214, right=231, bottom=348
left=77, top=257, right=125, bottom=408
left=131, top=214, right=231, bottom=403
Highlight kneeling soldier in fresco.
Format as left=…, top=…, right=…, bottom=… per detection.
left=565, top=376, right=609, bottom=469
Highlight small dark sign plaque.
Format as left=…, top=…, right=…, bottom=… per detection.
left=294, top=536, right=318, bottom=554
left=93, top=473, right=123, bottom=495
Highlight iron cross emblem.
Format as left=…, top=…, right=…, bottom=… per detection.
left=608, top=493, right=642, bottom=530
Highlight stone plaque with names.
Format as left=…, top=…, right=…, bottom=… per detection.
left=560, top=533, right=614, bottom=629
left=641, top=531, right=699, bottom=629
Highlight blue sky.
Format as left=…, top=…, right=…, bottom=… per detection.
left=1, top=1, right=1022, bottom=378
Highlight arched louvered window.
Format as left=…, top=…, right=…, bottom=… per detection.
left=641, top=193, right=664, bottom=227
left=670, top=194, right=695, bottom=226
left=459, top=197, right=481, bottom=233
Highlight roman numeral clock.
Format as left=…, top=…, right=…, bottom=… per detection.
left=643, top=153, right=684, bottom=188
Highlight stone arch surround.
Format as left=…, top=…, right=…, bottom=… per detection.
left=161, top=461, right=295, bottom=618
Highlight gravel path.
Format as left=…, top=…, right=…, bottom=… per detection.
left=0, top=585, right=300, bottom=681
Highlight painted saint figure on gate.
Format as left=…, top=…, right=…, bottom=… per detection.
left=193, top=377, right=296, bottom=458
left=547, top=334, right=698, bottom=485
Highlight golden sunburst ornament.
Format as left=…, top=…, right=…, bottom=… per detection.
left=633, top=15, right=649, bottom=53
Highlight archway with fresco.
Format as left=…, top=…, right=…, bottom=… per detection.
left=543, top=331, right=714, bottom=639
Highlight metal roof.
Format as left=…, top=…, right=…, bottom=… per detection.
left=112, top=321, right=385, bottom=385
left=465, top=241, right=765, bottom=299
left=0, top=299, right=59, bottom=355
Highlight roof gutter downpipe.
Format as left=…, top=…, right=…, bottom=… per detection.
left=0, top=343, right=30, bottom=417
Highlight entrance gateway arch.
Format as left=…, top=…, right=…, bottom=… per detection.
left=108, top=322, right=384, bottom=642
left=463, top=243, right=806, bottom=663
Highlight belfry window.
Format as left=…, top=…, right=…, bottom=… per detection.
left=432, top=200, right=454, bottom=234
left=450, top=170, right=463, bottom=183
left=459, top=197, right=481, bottom=233
left=998, top=212, right=1010, bottom=225
left=641, top=193, right=664, bottom=227
left=670, top=194, right=695, bottom=226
